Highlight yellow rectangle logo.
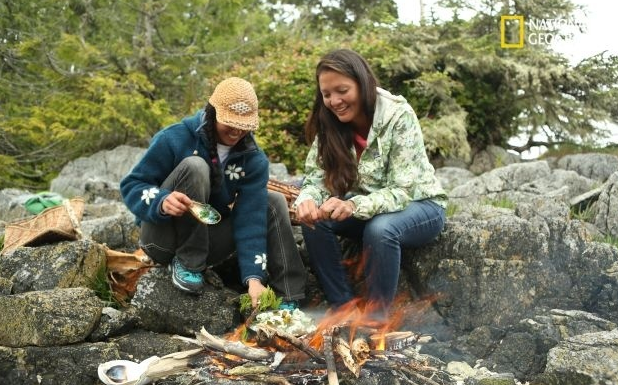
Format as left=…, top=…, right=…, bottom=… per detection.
left=500, top=15, right=524, bottom=48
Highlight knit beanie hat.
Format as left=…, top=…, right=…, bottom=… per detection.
left=208, top=77, right=259, bottom=131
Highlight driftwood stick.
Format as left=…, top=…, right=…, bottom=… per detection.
left=243, top=373, right=293, bottom=385
left=275, top=361, right=326, bottom=372
left=253, top=324, right=325, bottom=363
left=227, top=363, right=272, bottom=376
left=172, top=335, right=201, bottom=346
left=139, top=348, right=204, bottom=382
left=244, top=303, right=262, bottom=329
left=322, top=330, right=339, bottom=385
left=399, top=365, right=443, bottom=385
left=197, top=327, right=272, bottom=361
left=363, top=359, right=442, bottom=385
left=333, top=337, right=360, bottom=377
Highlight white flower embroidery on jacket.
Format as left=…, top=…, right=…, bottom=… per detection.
left=254, top=253, right=267, bottom=271
left=141, top=187, right=159, bottom=205
left=225, top=164, right=244, bottom=180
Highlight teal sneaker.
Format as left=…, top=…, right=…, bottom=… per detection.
left=279, top=300, right=299, bottom=311
left=170, top=258, right=204, bottom=293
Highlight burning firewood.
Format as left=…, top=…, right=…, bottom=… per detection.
left=253, top=324, right=324, bottom=363
left=333, top=337, right=361, bottom=377
left=350, top=337, right=371, bottom=363
left=321, top=329, right=339, bottom=385
left=197, top=327, right=273, bottom=361
left=369, top=330, right=422, bottom=351
left=99, top=296, right=438, bottom=385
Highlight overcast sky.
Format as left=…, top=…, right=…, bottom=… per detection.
left=393, top=0, right=618, bottom=153
left=394, top=0, right=618, bottom=64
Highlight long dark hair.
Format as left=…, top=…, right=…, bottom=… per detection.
left=305, top=49, right=379, bottom=196
left=203, top=104, right=222, bottom=190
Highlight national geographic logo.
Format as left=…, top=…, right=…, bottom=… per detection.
left=500, top=15, right=580, bottom=49
left=500, top=15, right=524, bottom=48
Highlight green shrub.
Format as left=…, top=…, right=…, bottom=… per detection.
left=596, top=234, right=618, bottom=248
left=570, top=202, right=596, bottom=222
left=239, top=286, right=282, bottom=313
left=88, top=264, right=119, bottom=308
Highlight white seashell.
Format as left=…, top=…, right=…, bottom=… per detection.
left=97, top=356, right=159, bottom=385
left=188, top=201, right=221, bottom=225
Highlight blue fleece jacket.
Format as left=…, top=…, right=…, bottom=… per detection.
left=120, top=110, right=270, bottom=284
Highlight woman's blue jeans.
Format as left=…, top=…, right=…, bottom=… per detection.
left=302, top=199, right=445, bottom=316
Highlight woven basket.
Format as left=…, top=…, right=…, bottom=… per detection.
left=1, top=197, right=85, bottom=255
left=267, top=179, right=300, bottom=224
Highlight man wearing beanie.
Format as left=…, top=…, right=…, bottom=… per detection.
left=120, top=77, right=306, bottom=310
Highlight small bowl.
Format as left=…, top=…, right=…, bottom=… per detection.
left=189, top=201, right=221, bottom=225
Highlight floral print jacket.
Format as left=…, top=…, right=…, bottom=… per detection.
left=295, top=88, right=447, bottom=219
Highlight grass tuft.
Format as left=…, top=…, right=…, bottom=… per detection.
left=88, top=264, right=119, bottom=308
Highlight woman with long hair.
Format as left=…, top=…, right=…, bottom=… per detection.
left=294, top=49, right=447, bottom=320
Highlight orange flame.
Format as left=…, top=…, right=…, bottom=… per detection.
left=307, top=296, right=405, bottom=351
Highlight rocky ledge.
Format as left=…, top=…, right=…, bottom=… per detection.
left=1, top=146, right=617, bottom=385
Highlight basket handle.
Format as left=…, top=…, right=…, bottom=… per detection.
left=63, top=199, right=83, bottom=239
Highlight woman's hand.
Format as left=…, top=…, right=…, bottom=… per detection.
left=319, top=197, right=356, bottom=221
left=296, top=199, right=321, bottom=229
left=161, top=191, right=192, bottom=216
left=247, top=278, right=266, bottom=308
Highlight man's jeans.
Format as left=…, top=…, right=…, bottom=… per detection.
left=140, top=156, right=306, bottom=301
left=302, top=199, right=446, bottom=314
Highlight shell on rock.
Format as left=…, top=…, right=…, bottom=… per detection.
left=97, top=356, right=159, bottom=385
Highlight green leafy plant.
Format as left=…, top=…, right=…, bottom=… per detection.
left=238, top=286, right=282, bottom=341
left=239, top=286, right=282, bottom=313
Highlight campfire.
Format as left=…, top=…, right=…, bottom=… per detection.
left=101, top=247, right=445, bottom=385
left=99, top=294, right=442, bottom=385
